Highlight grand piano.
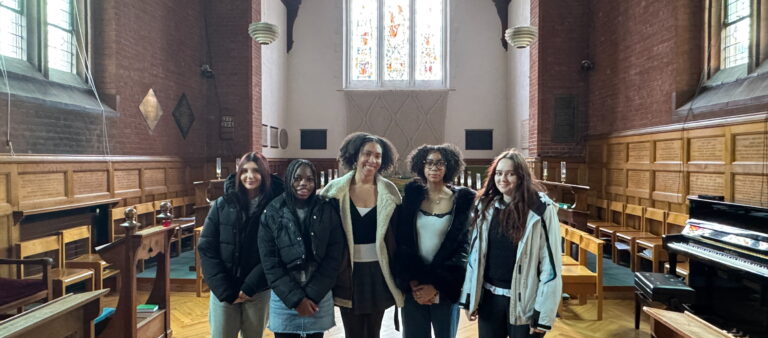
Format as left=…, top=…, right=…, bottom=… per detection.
left=664, top=197, right=768, bottom=337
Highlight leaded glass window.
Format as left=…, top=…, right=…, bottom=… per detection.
left=721, top=0, right=750, bottom=68
left=47, top=0, right=76, bottom=73
left=346, top=0, right=446, bottom=88
left=0, top=0, right=25, bottom=60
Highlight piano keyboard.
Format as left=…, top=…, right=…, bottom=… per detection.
left=666, top=241, right=768, bottom=278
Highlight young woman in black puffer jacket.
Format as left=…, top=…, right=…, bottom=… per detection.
left=258, top=159, right=345, bottom=338
left=395, top=143, right=476, bottom=338
left=198, top=152, right=284, bottom=338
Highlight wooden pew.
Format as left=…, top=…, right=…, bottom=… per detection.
left=154, top=198, right=195, bottom=256
left=96, top=209, right=176, bottom=338
left=0, top=258, right=53, bottom=315
left=562, top=230, right=604, bottom=320
left=0, top=289, right=108, bottom=338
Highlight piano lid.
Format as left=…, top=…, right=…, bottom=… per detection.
left=689, top=197, right=768, bottom=235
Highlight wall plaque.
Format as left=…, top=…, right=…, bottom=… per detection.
left=588, top=169, right=602, bottom=190
left=115, top=170, right=139, bottom=191
left=551, top=96, right=576, bottom=143
left=689, top=137, right=724, bottom=162
left=608, top=144, right=626, bottom=163
left=734, top=175, right=768, bottom=206
left=144, top=169, right=166, bottom=188
left=627, top=170, right=650, bottom=190
left=74, top=171, right=108, bottom=196
left=734, top=134, right=766, bottom=162
left=20, top=173, right=65, bottom=201
left=628, top=143, right=651, bottom=163
left=607, top=169, right=625, bottom=187
left=167, top=168, right=183, bottom=186
left=689, top=173, right=724, bottom=196
left=654, top=171, right=682, bottom=193
left=655, top=140, right=682, bottom=162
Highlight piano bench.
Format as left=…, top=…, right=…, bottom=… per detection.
left=633, top=272, right=695, bottom=330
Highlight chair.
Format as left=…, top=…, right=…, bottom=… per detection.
left=598, top=204, right=644, bottom=262
left=633, top=208, right=668, bottom=272
left=60, top=225, right=120, bottom=291
left=562, top=230, right=604, bottom=320
left=0, top=258, right=53, bottom=315
left=663, top=212, right=690, bottom=280
left=587, top=201, right=623, bottom=235
left=16, top=235, right=94, bottom=299
left=612, top=207, right=664, bottom=271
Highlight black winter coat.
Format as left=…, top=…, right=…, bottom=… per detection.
left=258, top=193, right=345, bottom=309
left=197, top=173, right=284, bottom=303
left=394, top=181, right=476, bottom=303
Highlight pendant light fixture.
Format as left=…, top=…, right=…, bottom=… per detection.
left=504, top=0, right=538, bottom=49
left=248, top=0, right=279, bottom=45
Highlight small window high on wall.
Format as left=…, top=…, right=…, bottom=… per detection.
left=345, top=0, right=447, bottom=89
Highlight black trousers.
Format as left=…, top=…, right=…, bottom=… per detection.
left=339, top=307, right=386, bottom=338
left=273, top=333, right=323, bottom=338
left=477, top=289, right=545, bottom=338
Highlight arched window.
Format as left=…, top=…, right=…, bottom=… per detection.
left=345, top=0, right=447, bottom=88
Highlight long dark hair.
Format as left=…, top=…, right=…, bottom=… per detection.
left=235, top=152, right=272, bottom=202
left=472, top=149, right=544, bottom=241
left=284, top=159, right=318, bottom=206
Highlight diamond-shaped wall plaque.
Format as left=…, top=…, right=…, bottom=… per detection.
left=139, top=89, right=164, bottom=131
left=172, top=93, right=195, bottom=139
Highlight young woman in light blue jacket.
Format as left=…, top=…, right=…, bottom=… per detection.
left=460, top=149, right=562, bottom=338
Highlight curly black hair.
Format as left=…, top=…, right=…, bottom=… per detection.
left=407, top=143, right=465, bottom=183
left=338, top=132, right=398, bottom=174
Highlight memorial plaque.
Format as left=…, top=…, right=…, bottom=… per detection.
left=607, top=169, right=625, bottom=187
left=167, top=168, right=183, bottom=186
left=73, top=171, right=108, bottom=196
left=19, top=173, right=65, bottom=201
left=689, top=173, right=724, bottom=196
left=587, top=144, right=603, bottom=163
left=0, top=175, right=7, bottom=203
left=627, top=170, right=650, bottom=190
left=144, top=169, right=166, bottom=188
left=588, top=169, right=602, bottom=189
left=115, top=170, right=139, bottom=192
left=655, top=140, right=682, bottom=162
left=628, top=143, right=651, bottom=163
left=734, top=175, right=768, bottom=206
left=551, top=96, right=577, bottom=143
left=654, top=171, right=682, bottom=193
left=734, top=134, right=767, bottom=162
left=608, top=144, right=626, bottom=163
left=690, top=137, right=724, bottom=162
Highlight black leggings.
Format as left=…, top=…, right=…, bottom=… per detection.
left=339, top=307, right=386, bottom=338
left=273, top=333, right=324, bottom=338
left=477, top=289, right=545, bottom=338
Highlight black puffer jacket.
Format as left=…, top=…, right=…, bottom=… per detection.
left=198, top=173, right=284, bottom=303
left=394, top=180, right=476, bottom=303
left=258, top=193, right=345, bottom=309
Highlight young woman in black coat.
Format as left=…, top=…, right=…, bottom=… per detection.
left=258, top=159, right=345, bottom=338
left=395, top=143, right=476, bottom=338
left=197, top=152, right=284, bottom=338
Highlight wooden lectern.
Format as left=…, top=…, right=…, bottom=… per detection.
left=95, top=207, right=177, bottom=338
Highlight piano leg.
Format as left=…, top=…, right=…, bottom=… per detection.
left=668, top=252, right=677, bottom=276
left=634, top=291, right=642, bottom=329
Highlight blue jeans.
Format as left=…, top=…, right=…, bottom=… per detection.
left=208, top=290, right=270, bottom=338
left=401, top=294, right=460, bottom=338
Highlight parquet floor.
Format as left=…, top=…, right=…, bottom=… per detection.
left=105, top=292, right=650, bottom=337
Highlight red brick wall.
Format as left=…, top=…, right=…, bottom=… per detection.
left=0, top=0, right=262, bottom=159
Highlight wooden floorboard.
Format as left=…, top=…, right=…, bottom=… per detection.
left=104, top=291, right=650, bottom=337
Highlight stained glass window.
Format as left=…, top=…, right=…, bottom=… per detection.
left=350, top=0, right=377, bottom=81
left=415, top=0, right=441, bottom=81
left=346, top=0, right=445, bottom=88
left=47, top=0, right=76, bottom=73
left=721, top=0, right=750, bottom=68
left=0, top=0, right=25, bottom=60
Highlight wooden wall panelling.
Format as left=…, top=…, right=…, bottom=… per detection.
left=586, top=118, right=768, bottom=214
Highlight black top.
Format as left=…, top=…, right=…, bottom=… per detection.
left=350, top=198, right=377, bottom=244
left=484, top=209, right=518, bottom=289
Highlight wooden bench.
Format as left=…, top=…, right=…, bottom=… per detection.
left=60, top=225, right=120, bottom=292
left=0, top=289, right=107, bottom=338
left=0, top=258, right=53, bottom=315
left=16, top=235, right=94, bottom=299
left=560, top=223, right=581, bottom=266
left=562, top=230, right=604, bottom=320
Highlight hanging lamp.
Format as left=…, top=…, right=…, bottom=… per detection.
left=249, top=21, right=279, bottom=45
left=505, top=25, right=538, bottom=49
